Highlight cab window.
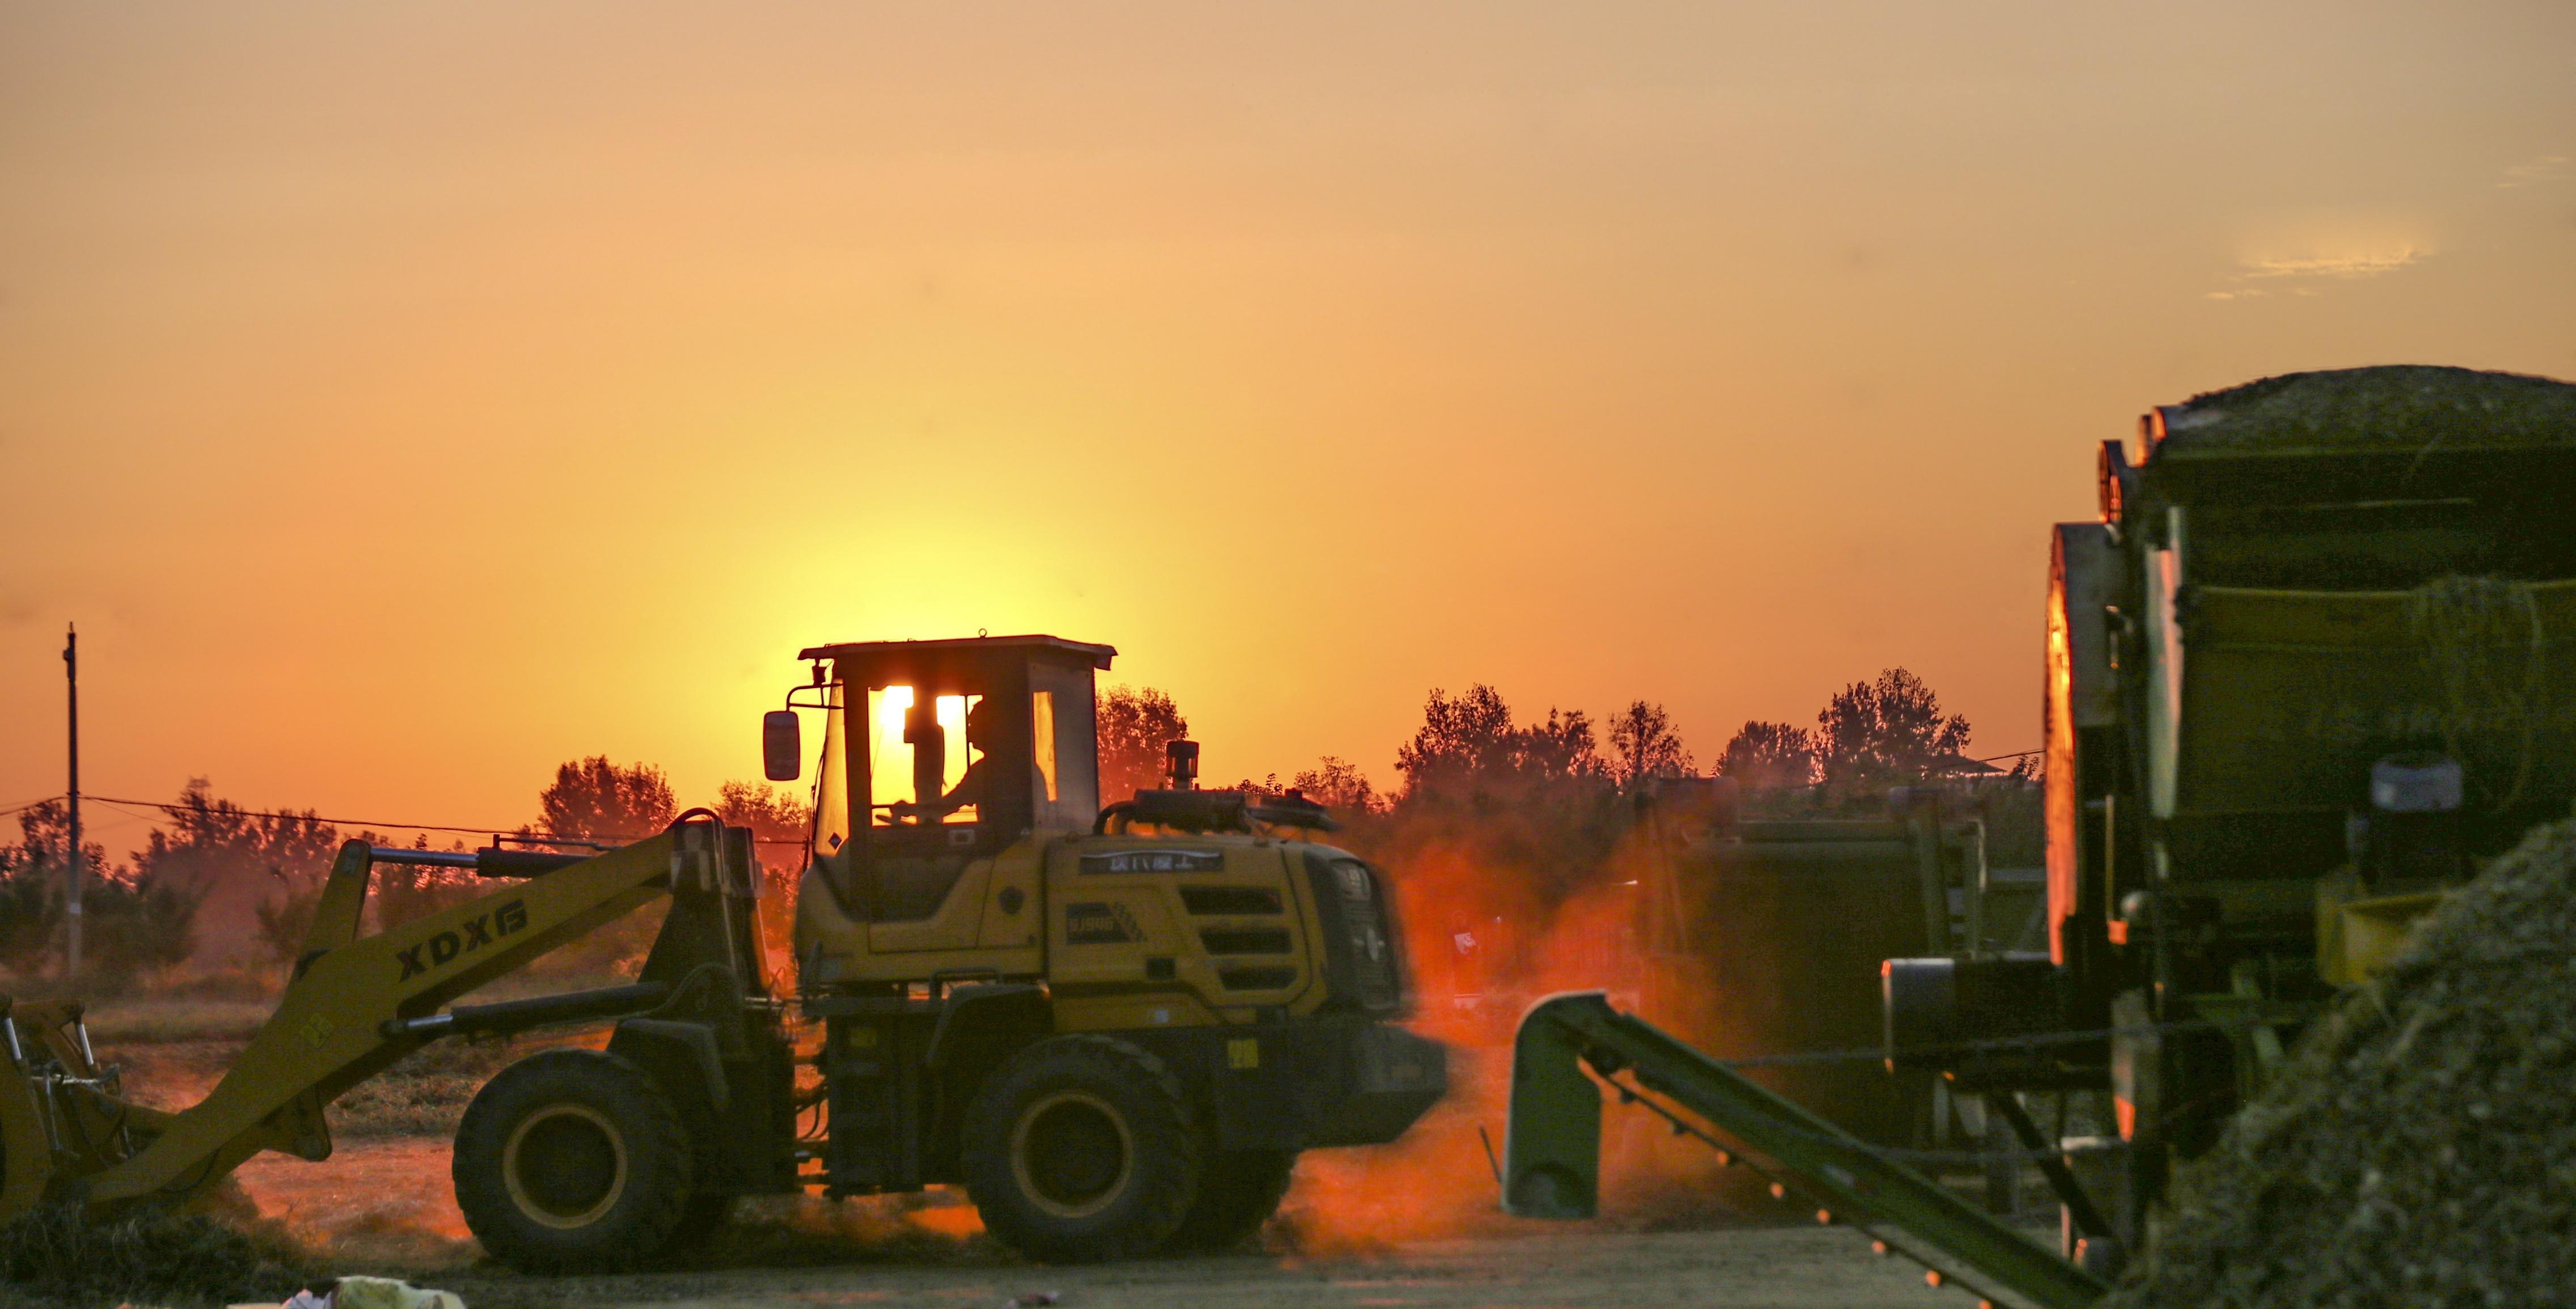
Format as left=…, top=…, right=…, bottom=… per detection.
left=814, top=684, right=850, bottom=862
left=868, top=685, right=984, bottom=827
left=1032, top=690, right=1059, bottom=805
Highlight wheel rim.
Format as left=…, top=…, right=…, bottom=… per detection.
left=502, top=1103, right=630, bottom=1229
left=1010, top=1090, right=1135, bottom=1219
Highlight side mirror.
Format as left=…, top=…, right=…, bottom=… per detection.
left=763, top=711, right=802, bottom=782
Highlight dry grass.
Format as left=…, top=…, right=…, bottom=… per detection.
left=90, top=996, right=601, bottom=1136
left=330, top=1037, right=563, bottom=1138
left=0, top=1204, right=316, bottom=1309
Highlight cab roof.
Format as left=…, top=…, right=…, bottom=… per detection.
left=795, top=634, right=1116, bottom=669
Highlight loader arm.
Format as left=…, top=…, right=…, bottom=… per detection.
left=76, top=834, right=682, bottom=1212
left=1504, top=992, right=2106, bottom=1309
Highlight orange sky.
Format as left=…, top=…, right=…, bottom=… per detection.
left=4, top=2, right=2573, bottom=838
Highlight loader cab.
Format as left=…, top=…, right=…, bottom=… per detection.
left=787, top=635, right=1113, bottom=923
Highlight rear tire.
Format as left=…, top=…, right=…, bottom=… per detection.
left=1162, top=1148, right=1296, bottom=1252
left=453, top=1049, right=695, bottom=1273
left=961, top=1035, right=1200, bottom=1263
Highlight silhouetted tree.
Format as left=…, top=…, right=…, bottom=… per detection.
left=1717, top=720, right=1818, bottom=789
left=1373, top=685, right=1625, bottom=985
left=539, top=757, right=678, bottom=841
left=136, top=779, right=339, bottom=965
left=0, top=816, right=83, bottom=972
left=255, top=824, right=422, bottom=961
left=1392, top=685, right=1520, bottom=799
left=0, top=800, right=201, bottom=978
left=1521, top=708, right=1604, bottom=784
left=716, top=780, right=811, bottom=850
left=520, top=758, right=678, bottom=978
left=1815, top=668, right=1971, bottom=792
left=1608, top=701, right=1695, bottom=787
left=1395, top=685, right=1605, bottom=803
left=369, top=833, right=484, bottom=934
left=134, top=781, right=339, bottom=890
left=1292, top=757, right=1382, bottom=816
left=714, top=780, right=813, bottom=972
left=254, top=881, right=323, bottom=963
left=1097, top=686, right=1188, bottom=804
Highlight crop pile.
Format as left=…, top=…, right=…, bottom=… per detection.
left=2158, top=365, right=2576, bottom=457
left=0, top=1203, right=312, bottom=1309
left=2109, top=814, right=2576, bottom=1307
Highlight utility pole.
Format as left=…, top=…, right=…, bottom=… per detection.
left=64, top=623, right=82, bottom=978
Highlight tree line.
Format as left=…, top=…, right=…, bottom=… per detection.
left=0, top=763, right=813, bottom=983
left=1114, top=668, right=2013, bottom=914
left=1103, top=665, right=1993, bottom=817
left=0, top=666, right=2004, bottom=984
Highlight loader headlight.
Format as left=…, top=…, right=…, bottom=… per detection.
left=1329, top=859, right=1375, bottom=902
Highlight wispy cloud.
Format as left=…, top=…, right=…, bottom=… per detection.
left=2239, top=246, right=2426, bottom=280
left=2498, top=155, right=2567, bottom=189
left=2208, top=216, right=2434, bottom=302
left=2206, top=286, right=2328, bottom=301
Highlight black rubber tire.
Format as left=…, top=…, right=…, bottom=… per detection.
left=1162, top=1148, right=1297, bottom=1252
left=961, top=1035, right=1201, bottom=1264
left=453, top=1048, right=695, bottom=1273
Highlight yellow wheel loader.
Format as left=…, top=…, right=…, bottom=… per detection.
left=0, top=635, right=1446, bottom=1270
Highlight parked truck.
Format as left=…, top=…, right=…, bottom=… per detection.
left=1883, top=364, right=2576, bottom=1258
left=1506, top=364, right=2576, bottom=1302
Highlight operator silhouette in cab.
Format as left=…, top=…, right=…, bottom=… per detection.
left=890, top=696, right=993, bottom=823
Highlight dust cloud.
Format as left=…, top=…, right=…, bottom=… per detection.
left=1270, top=837, right=1748, bottom=1255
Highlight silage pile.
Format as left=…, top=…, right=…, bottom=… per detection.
left=2109, top=815, right=2576, bottom=1307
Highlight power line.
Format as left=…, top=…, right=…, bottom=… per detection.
left=82, top=795, right=807, bottom=846
left=86, top=795, right=534, bottom=838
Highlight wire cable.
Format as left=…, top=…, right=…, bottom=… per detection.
left=82, top=793, right=807, bottom=845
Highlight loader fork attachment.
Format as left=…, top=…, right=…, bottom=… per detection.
left=0, top=824, right=741, bottom=1223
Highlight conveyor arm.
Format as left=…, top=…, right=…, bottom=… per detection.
left=1503, top=991, right=2106, bottom=1309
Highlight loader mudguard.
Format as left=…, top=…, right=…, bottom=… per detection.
left=612, top=1020, right=731, bottom=1111
left=605, top=1016, right=757, bottom=1196
left=923, top=984, right=1051, bottom=1078
left=917, top=985, right=1053, bottom=1184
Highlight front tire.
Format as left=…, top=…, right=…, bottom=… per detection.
left=961, top=1035, right=1201, bottom=1263
left=453, top=1049, right=695, bottom=1272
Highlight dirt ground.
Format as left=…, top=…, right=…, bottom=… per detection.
left=230, top=1140, right=1974, bottom=1309
left=94, top=1016, right=2024, bottom=1309
left=213, top=1119, right=2012, bottom=1309
left=447, top=1228, right=1974, bottom=1309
